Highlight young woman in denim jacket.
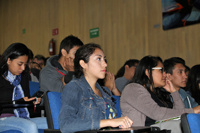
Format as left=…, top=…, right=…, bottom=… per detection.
left=59, top=43, right=133, bottom=133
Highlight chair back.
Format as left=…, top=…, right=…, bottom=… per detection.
left=181, top=113, right=200, bottom=133
left=29, top=81, right=40, bottom=97
left=44, top=91, right=61, bottom=129
left=112, top=95, right=121, bottom=117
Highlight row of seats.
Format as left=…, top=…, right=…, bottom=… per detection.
left=29, top=81, right=200, bottom=133
left=43, top=91, right=121, bottom=132
left=29, top=81, right=121, bottom=132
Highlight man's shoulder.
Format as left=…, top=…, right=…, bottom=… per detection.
left=179, top=88, right=190, bottom=99
left=40, top=63, right=66, bottom=76
left=179, top=88, right=187, bottom=94
left=40, top=64, right=56, bottom=75
left=115, top=76, right=129, bottom=82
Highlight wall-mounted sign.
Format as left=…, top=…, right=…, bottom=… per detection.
left=90, top=28, right=99, bottom=38
left=22, top=29, right=26, bottom=34
left=52, top=28, right=59, bottom=36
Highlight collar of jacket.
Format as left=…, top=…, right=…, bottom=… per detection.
left=77, top=75, right=113, bottom=112
left=179, top=88, right=187, bottom=100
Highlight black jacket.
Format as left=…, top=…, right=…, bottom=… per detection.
left=0, top=70, right=33, bottom=115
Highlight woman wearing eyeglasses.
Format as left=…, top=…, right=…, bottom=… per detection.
left=120, top=55, right=200, bottom=127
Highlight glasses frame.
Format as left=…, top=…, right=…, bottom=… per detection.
left=152, top=67, right=165, bottom=73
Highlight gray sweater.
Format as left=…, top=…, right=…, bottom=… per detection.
left=120, top=83, right=194, bottom=126
left=39, top=55, right=67, bottom=92
left=115, top=76, right=130, bottom=93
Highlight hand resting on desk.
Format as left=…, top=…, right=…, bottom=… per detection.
left=100, top=116, right=133, bottom=129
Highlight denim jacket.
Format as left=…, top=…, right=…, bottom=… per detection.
left=179, top=88, right=198, bottom=108
left=59, top=75, right=117, bottom=133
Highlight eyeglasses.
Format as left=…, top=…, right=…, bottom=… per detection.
left=152, top=67, right=164, bottom=73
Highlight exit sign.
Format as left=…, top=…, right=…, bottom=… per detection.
left=52, top=28, right=59, bottom=36
left=90, top=28, right=99, bottom=38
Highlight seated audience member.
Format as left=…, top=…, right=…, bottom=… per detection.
left=40, top=35, right=84, bottom=92
left=0, top=43, right=47, bottom=132
left=33, top=54, right=46, bottom=70
left=120, top=55, right=200, bottom=127
left=31, top=67, right=41, bottom=81
left=59, top=43, right=133, bottom=133
left=31, top=54, right=46, bottom=81
left=28, top=49, right=39, bottom=82
left=186, top=64, right=200, bottom=105
left=115, top=59, right=139, bottom=92
left=164, top=57, right=198, bottom=108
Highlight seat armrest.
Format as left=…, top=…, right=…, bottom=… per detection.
left=0, top=101, right=34, bottom=115
left=44, top=129, right=61, bottom=133
left=181, top=113, right=191, bottom=133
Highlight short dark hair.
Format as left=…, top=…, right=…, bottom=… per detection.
left=115, top=59, right=139, bottom=79
left=74, top=43, right=102, bottom=78
left=58, top=35, right=84, bottom=58
left=0, top=43, right=29, bottom=75
left=132, top=55, right=162, bottom=92
left=163, top=57, right=185, bottom=74
left=185, top=65, right=190, bottom=72
left=34, top=54, right=45, bottom=61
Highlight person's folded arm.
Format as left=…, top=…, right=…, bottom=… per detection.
left=122, top=83, right=193, bottom=122
left=171, top=91, right=185, bottom=109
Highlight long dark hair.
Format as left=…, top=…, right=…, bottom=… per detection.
left=74, top=43, right=102, bottom=78
left=132, top=56, right=162, bottom=91
left=132, top=55, right=172, bottom=107
left=74, top=43, right=115, bottom=101
left=0, top=43, right=29, bottom=76
left=115, top=59, right=139, bottom=79
left=186, top=64, right=200, bottom=104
